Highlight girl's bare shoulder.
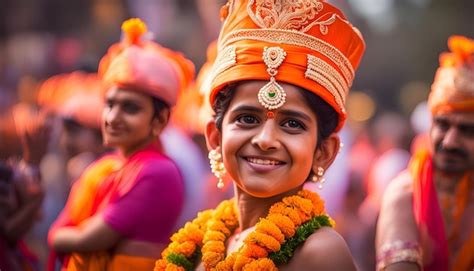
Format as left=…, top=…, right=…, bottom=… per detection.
left=281, top=226, right=356, bottom=271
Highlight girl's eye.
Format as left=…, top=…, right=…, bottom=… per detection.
left=236, top=115, right=259, bottom=125
left=105, top=100, right=114, bottom=109
left=123, top=103, right=140, bottom=114
left=282, top=119, right=305, bottom=130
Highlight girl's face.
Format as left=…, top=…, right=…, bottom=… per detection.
left=102, top=87, right=161, bottom=156
left=211, top=81, right=337, bottom=198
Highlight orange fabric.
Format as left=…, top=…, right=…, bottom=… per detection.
left=209, top=1, right=365, bottom=131
left=48, top=155, right=122, bottom=271
left=65, top=253, right=156, bottom=271
left=107, top=254, right=156, bottom=271
left=98, top=18, right=195, bottom=106
left=428, top=35, right=474, bottom=115
left=37, top=72, right=104, bottom=129
left=67, top=155, right=122, bottom=224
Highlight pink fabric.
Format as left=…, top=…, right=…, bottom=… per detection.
left=102, top=152, right=184, bottom=243
left=48, top=144, right=184, bottom=269
left=412, top=155, right=449, bottom=271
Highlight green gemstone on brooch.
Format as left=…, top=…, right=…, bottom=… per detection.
left=258, top=80, right=287, bottom=110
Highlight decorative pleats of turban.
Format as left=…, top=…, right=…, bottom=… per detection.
left=208, top=0, right=366, bottom=131
left=428, top=35, right=474, bottom=115
left=98, top=18, right=195, bottom=107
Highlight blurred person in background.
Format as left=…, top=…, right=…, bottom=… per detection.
left=353, top=111, right=412, bottom=270
left=48, top=18, right=194, bottom=270
left=37, top=72, right=108, bottom=183
left=0, top=108, right=51, bottom=271
left=376, top=35, right=474, bottom=271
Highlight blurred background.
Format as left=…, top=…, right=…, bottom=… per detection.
left=0, top=0, right=473, bottom=270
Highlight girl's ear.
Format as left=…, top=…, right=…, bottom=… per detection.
left=205, top=119, right=222, bottom=151
left=312, top=133, right=340, bottom=174
left=151, top=108, right=170, bottom=137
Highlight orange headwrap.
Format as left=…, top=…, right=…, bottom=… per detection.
left=428, top=35, right=474, bottom=115
left=208, top=0, right=366, bottom=131
left=37, top=72, right=104, bottom=129
left=98, top=18, right=195, bottom=106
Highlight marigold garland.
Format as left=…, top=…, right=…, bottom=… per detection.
left=154, top=189, right=333, bottom=270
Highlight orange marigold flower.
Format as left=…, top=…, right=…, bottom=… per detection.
left=202, top=240, right=226, bottom=253
left=280, top=206, right=302, bottom=226
left=202, top=251, right=225, bottom=268
left=175, top=241, right=196, bottom=257
left=267, top=214, right=296, bottom=238
left=165, top=263, right=185, bottom=271
left=298, top=189, right=325, bottom=215
left=208, top=221, right=232, bottom=236
left=241, top=242, right=268, bottom=258
left=242, top=258, right=277, bottom=271
left=247, top=232, right=281, bottom=252
left=203, top=230, right=226, bottom=243
left=268, top=202, right=286, bottom=214
left=216, top=253, right=237, bottom=271
left=234, top=255, right=253, bottom=270
left=283, top=196, right=313, bottom=215
left=154, top=259, right=167, bottom=271
left=255, top=218, right=285, bottom=243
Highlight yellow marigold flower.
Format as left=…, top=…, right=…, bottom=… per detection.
left=329, top=217, right=336, bottom=227
left=247, top=232, right=281, bottom=252
left=255, top=218, right=285, bottom=243
left=267, top=214, right=296, bottom=238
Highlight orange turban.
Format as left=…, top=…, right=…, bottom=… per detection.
left=98, top=18, right=195, bottom=106
left=37, top=72, right=104, bottom=129
left=428, top=35, right=474, bottom=115
left=208, top=0, right=366, bottom=131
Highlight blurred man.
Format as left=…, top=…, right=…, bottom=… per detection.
left=376, top=36, right=474, bottom=271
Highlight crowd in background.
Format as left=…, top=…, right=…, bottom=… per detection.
left=0, top=0, right=473, bottom=270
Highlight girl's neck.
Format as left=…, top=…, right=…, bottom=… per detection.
left=119, top=137, right=156, bottom=158
left=233, top=184, right=304, bottom=231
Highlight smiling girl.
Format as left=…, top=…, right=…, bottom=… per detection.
left=155, top=0, right=365, bottom=270
left=48, top=18, right=194, bottom=270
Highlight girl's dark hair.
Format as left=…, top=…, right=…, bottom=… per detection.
left=152, top=97, right=169, bottom=119
left=212, top=83, right=339, bottom=144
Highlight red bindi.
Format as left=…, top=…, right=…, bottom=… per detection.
left=266, top=111, right=275, bottom=119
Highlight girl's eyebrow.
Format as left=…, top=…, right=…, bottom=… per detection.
left=278, top=109, right=312, bottom=122
left=230, top=105, right=263, bottom=113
